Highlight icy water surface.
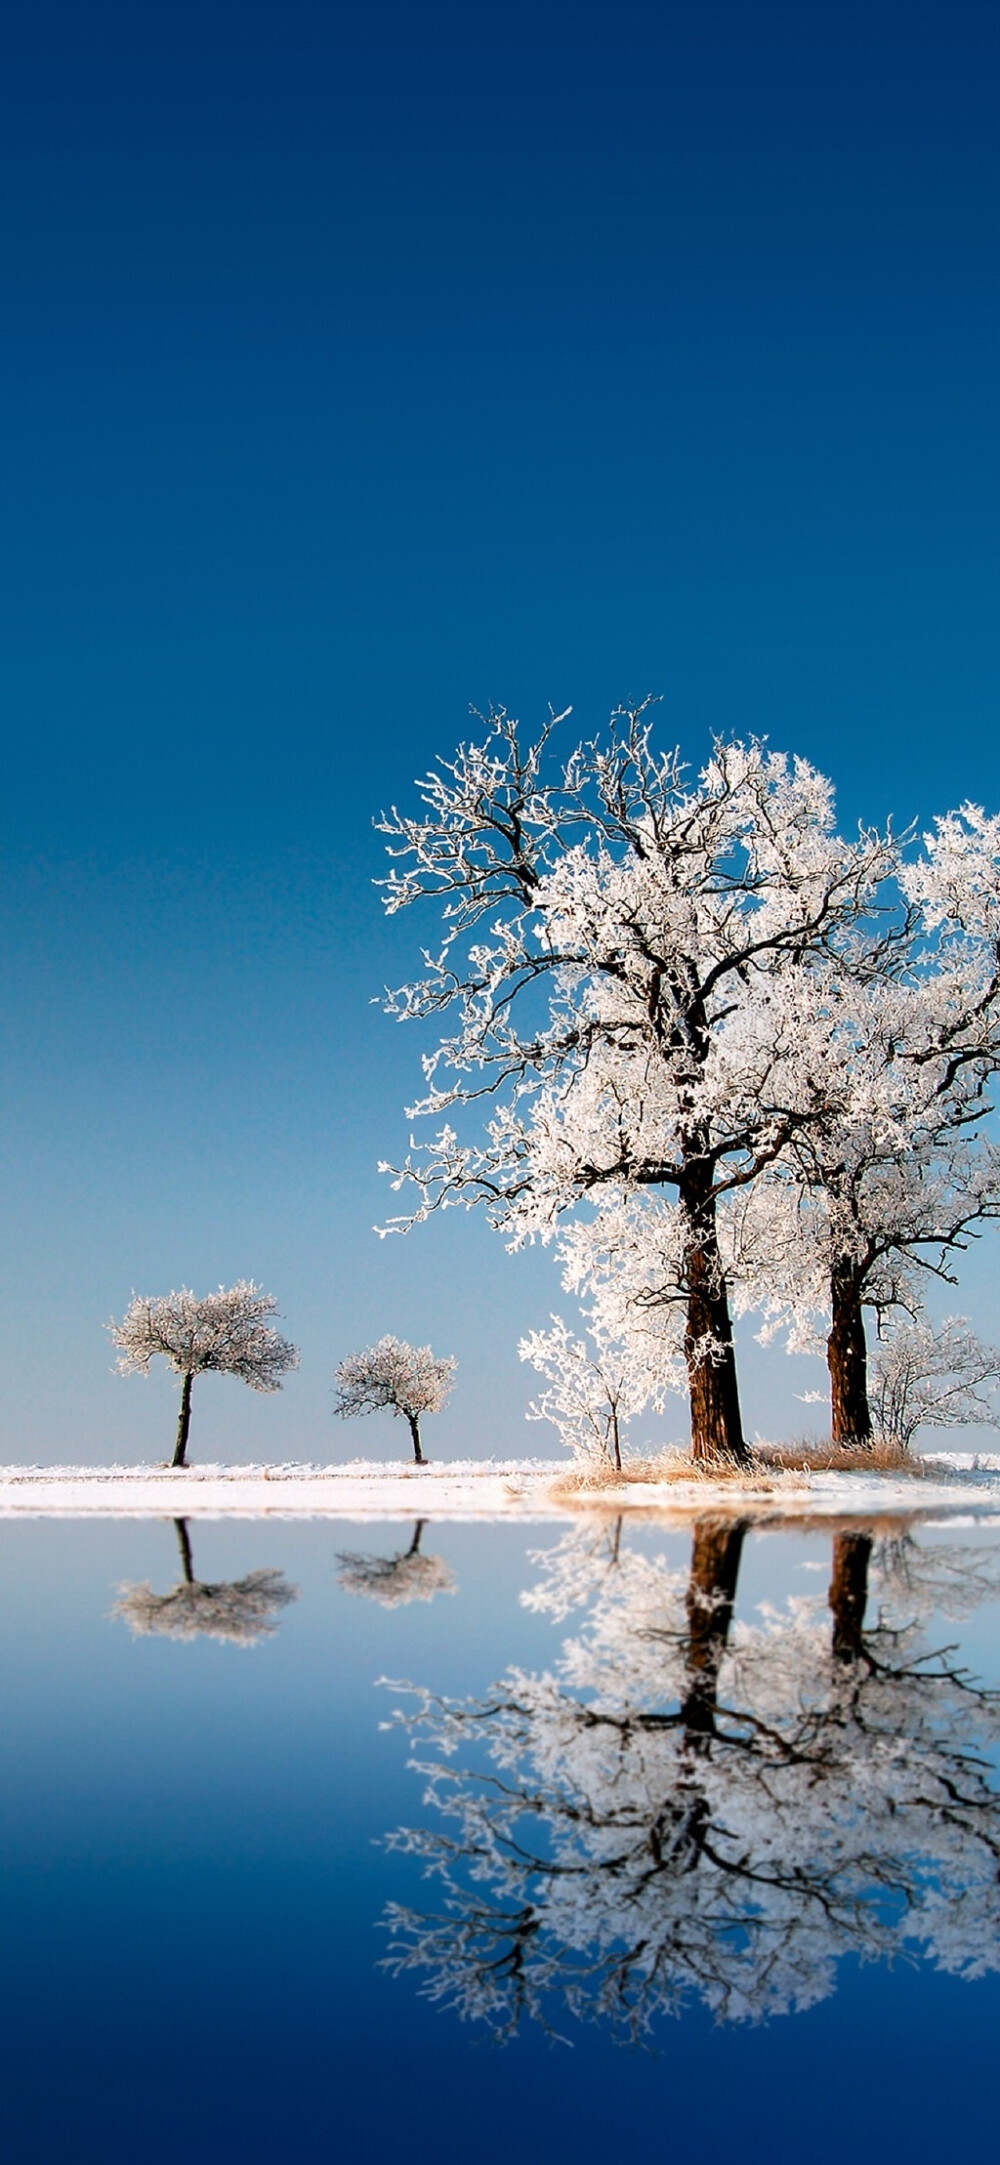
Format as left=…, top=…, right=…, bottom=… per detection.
left=2, top=1510, right=1000, bottom=2164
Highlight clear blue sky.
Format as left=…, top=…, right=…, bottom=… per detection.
left=2, top=0, right=999, bottom=1461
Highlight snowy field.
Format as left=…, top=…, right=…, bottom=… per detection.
left=2, top=1454, right=1000, bottom=1522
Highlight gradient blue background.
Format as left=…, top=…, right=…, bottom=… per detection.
left=2, top=0, right=999, bottom=1461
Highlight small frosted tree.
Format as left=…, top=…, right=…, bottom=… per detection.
left=108, top=1281, right=299, bottom=1467
left=519, top=1314, right=660, bottom=1472
left=869, top=1318, right=1000, bottom=1449
left=113, top=1519, right=297, bottom=1645
left=333, top=1336, right=455, bottom=1464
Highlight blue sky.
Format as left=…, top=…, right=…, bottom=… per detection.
left=2, top=0, right=999, bottom=1461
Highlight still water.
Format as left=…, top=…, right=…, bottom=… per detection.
left=2, top=1510, right=999, bottom=2163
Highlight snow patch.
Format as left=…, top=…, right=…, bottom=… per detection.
left=0, top=1454, right=999, bottom=1522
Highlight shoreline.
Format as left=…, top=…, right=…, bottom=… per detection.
left=0, top=1454, right=999, bottom=1524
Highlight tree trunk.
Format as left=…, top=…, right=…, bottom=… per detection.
left=407, top=1412, right=425, bottom=1465
left=172, top=1370, right=194, bottom=1468
left=681, top=1171, right=749, bottom=1465
left=827, top=1259, right=873, bottom=1445
left=406, top=1520, right=426, bottom=1556
left=173, top=1517, right=195, bottom=1584
left=828, top=1531, right=873, bottom=1662
left=681, top=1517, right=747, bottom=1740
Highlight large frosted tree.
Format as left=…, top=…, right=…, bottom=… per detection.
left=563, top=804, right=1000, bottom=1449
left=726, top=809, right=1000, bottom=1443
left=379, top=709, right=894, bottom=1464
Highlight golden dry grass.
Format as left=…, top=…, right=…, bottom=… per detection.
left=547, top=1449, right=787, bottom=1503
left=755, top=1437, right=927, bottom=1475
left=547, top=1436, right=934, bottom=1503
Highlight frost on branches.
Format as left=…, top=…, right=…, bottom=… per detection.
left=380, top=1521, right=1000, bottom=2039
left=333, top=1336, right=455, bottom=1464
left=108, top=1282, right=299, bottom=1467
left=378, top=710, right=896, bottom=1463
left=113, top=1519, right=297, bottom=1646
left=379, top=707, right=1000, bottom=1459
left=518, top=1313, right=661, bottom=1470
left=336, top=1521, right=457, bottom=1607
left=728, top=939, right=1000, bottom=1443
left=869, top=1318, right=1000, bottom=1448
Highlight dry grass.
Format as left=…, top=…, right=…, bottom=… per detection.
left=755, top=1437, right=928, bottom=1476
left=547, top=1435, right=934, bottom=1503
left=547, top=1449, right=788, bottom=1504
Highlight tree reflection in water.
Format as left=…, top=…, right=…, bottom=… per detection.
left=381, top=1517, right=1000, bottom=2038
left=113, top=1519, right=297, bottom=1645
left=336, top=1522, right=456, bottom=1608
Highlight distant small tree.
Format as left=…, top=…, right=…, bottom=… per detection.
left=108, top=1281, right=298, bottom=1467
left=113, top=1519, right=297, bottom=1645
left=336, top=1521, right=457, bottom=1606
left=332, top=1336, right=455, bottom=1464
left=869, top=1318, right=1000, bottom=1449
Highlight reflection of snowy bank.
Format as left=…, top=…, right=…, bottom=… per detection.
left=2, top=1453, right=1000, bottom=1521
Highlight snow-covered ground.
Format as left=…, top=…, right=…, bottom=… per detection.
left=1, top=1454, right=1000, bottom=1523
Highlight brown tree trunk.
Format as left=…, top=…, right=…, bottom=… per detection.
left=406, top=1412, right=425, bottom=1465
left=173, top=1518, right=195, bottom=1584
left=828, top=1531, right=873, bottom=1662
left=406, top=1520, right=426, bottom=1556
left=681, top=1517, right=747, bottom=1739
left=682, top=1172, right=749, bottom=1465
left=172, top=1370, right=194, bottom=1468
left=827, top=1259, right=873, bottom=1445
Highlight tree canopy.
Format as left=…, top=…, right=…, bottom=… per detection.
left=380, top=710, right=1000, bottom=1460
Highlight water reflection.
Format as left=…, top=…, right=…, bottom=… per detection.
left=336, top=1520, right=457, bottom=1607
left=381, top=1516, right=1000, bottom=2038
left=112, top=1518, right=298, bottom=1644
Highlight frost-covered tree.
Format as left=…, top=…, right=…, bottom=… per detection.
left=724, top=807, right=1000, bottom=1443
left=336, top=1522, right=456, bottom=1606
left=737, top=1147, right=1000, bottom=1448
left=113, top=1519, right=297, bottom=1645
left=380, top=1521, right=1000, bottom=2037
left=869, top=1318, right=1000, bottom=1449
left=379, top=710, right=895, bottom=1464
left=333, top=1336, right=455, bottom=1464
left=548, top=1193, right=729, bottom=1431
left=575, top=923, right=1000, bottom=1449
left=518, top=1314, right=661, bottom=1471
left=108, top=1282, right=298, bottom=1467
left=737, top=1023, right=1000, bottom=1445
